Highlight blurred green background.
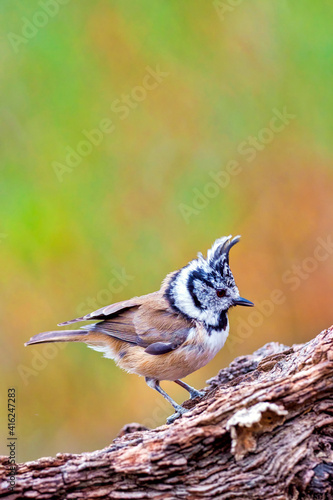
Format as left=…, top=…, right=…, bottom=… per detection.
left=1, top=1, right=333, bottom=462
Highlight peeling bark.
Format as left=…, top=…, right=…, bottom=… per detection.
left=1, top=327, right=333, bottom=499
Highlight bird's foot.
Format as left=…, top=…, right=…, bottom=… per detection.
left=189, top=389, right=205, bottom=400
left=166, top=406, right=189, bottom=425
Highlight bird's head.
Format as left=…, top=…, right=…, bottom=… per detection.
left=166, top=235, right=254, bottom=330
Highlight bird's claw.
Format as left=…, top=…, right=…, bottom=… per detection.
left=189, top=389, right=205, bottom=400
left=166, top=406, right=189, bottom=424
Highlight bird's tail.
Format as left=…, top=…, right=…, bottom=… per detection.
left=25, top=330, right=90, bottom=346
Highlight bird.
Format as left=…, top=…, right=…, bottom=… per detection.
left=25, top=235, right=254, bottom=423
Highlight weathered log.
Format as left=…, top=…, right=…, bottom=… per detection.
left=1, top=327, right=333, bottom=499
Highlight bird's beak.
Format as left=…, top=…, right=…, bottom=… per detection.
left=234, top=297, right=254, bottom=307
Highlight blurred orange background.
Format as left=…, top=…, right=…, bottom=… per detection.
left=1, top=1, right=333, bottom=462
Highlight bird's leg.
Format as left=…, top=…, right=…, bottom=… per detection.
left=174, top=379, right=205, bottom=399
left=145, top=377, right=188, bottom=424
left=145, top=377, right=185, bottom=413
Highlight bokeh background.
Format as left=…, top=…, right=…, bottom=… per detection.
left=1, top=1, right=333, bottom=462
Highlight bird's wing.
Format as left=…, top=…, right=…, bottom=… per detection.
left=88, top=294, right=193, bottom=355
left=58, top=296, right=146, bottom=326
left=58, top=271, right=179, bottom=326
left=134, top=302, right=193, bottom=347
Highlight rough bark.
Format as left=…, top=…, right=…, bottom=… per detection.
left=1, top=327, right=333, bottom=499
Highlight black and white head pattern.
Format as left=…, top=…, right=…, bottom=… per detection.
left=166, top=235, right=242, bottom=331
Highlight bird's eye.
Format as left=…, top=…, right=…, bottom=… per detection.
left=216, top=289, right=226, bottom=298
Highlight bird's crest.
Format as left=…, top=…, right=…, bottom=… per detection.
left=197, top=235, right=241, bottom=274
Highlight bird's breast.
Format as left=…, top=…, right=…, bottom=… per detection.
left=186, top=320, right=230, bottom=363
left=115, top=321, right=229, bottom=381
